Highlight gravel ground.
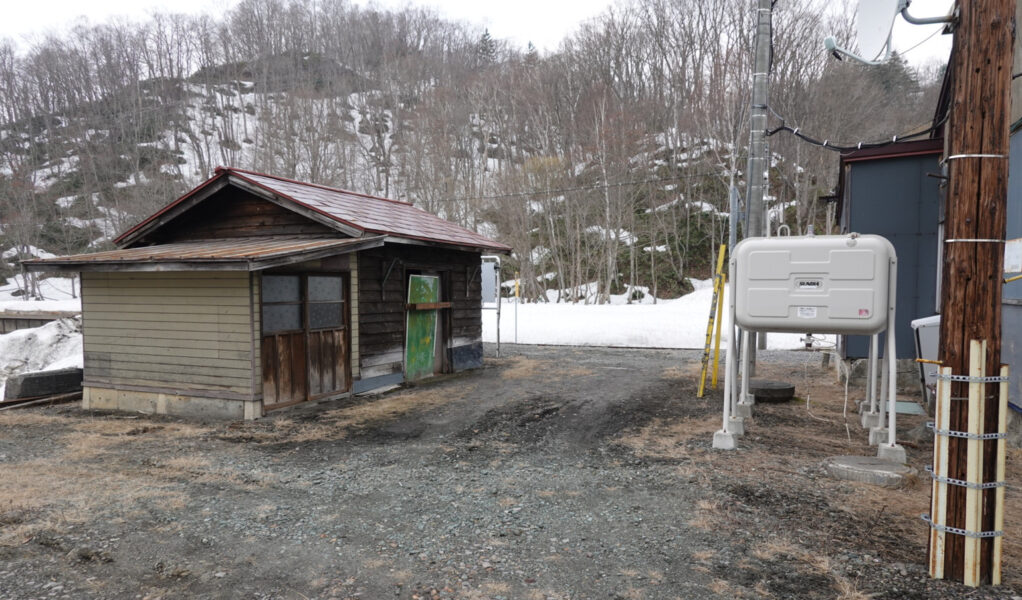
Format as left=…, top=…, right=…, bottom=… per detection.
left=0, top=344, right=1020, bottom=600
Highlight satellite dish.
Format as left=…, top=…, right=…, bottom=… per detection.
left=856, top=0, right=902, bottom=61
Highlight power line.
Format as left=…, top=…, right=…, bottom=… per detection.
left=765, top=106, right=948, bottom=153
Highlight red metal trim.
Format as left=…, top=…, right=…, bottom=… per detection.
left=840, top=138, right=944, bottom=163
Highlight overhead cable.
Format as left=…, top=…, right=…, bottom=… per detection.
left=765, top=107, right=948, bottom=153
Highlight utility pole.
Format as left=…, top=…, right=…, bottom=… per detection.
left=932, top=0, right=1014, bottom=584
left=744, top=0, right=772, bottom=369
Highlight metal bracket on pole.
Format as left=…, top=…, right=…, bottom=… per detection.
left=921, top=514, right=1003, bottom=539
left=936, top=373, right=1010, bottom=383
left=924, top=466, right=1007, bottom=490
left=927, top=422, right=1009, bottom=441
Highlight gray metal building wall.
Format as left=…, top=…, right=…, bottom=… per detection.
left=843, top=153, right=941, bottom=359
left=1003, top=129, right=1022, bottom=409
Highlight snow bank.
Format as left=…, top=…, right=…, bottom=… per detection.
left=483, top=285, right=827, bottom=350
left=0, top=317, right=83, bottom=399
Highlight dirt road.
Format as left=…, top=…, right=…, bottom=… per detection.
left=1, top=345, right=1019, bottom=599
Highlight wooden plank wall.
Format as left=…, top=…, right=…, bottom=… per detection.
left=145, top=189, right=337, bottom=243
left=81, top=271, right=254, bottom=397
left=357, top=245, right=482, bottom=380
left=349, top=253, right=360, bottom=379
left=1, top=317, right=54, bottom=334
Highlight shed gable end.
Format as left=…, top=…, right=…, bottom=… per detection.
left=134, top=186, right=341, bottom=245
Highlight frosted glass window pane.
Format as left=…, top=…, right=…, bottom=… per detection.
left=263, top=275, right=299, bottom=303
left=309, top=302, right=343, bottom=329
left=263, top=304, right=301, bottom=333
left=309, top=276, right=342, bottom=302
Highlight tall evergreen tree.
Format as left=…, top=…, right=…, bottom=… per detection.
left=477, top=29, right=497, bottom=65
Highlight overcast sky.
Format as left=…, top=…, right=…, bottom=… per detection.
left=1, top=0, right=952, bottom=67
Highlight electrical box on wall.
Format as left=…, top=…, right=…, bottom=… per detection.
left=733, top=234, right=895, bottom=334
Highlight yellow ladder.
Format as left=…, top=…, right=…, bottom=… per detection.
left=697, top=244, right=727, bottom=398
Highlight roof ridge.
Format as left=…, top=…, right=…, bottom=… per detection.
left=219, top=166, right=414, bottom=206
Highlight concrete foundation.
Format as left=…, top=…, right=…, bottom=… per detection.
left=713, top=430, right=739, bottom=450
left=822, top=455, right=916, bottom=488
left=877, top=443, right=907, bottom=464
left=734, top=403, right=753, bottom=419
left=860, top=411, right=881, bottom=429
left=841, top=357, right=918, bottom=393
left=868, top=427, right=889, bottom=446
left=728, top=416, right=745, bottom=436
left=83, top=387, right=260, bottom=420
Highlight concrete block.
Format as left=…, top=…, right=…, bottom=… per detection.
left=860, top=411, right=881, bottom=429
left=713, top=430, right=739, bottom=450
left=728, top=416, right=745, bottom=436
left=868, top=427, right=889, bottom=446
left=4, top=368, right=82, bottom=400
left=877, top=444, right=907, bottom=464
left=734, top=402, right=753, bottom=419
left=823, top=455, right=916, bottom=488
left=82, top=386, right=253, bottom=420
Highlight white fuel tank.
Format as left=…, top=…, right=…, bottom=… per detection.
left=733, top=234, right=895, bottom=334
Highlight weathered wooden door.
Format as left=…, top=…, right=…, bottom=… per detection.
left=405, top=275, right=439, bottom=381
left=261, top=274, right=349, bottom=411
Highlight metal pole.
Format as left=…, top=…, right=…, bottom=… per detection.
left=868, top=333, right=879, bottom=414
left=495, top=262, right=502, bottom=358
left=744, top=0, right=772, bottom=371
left=729, top=186, right=738, bottom=253
left=514, top=272, right=519, bottom=345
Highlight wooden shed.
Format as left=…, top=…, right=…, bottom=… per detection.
left=24, top=167, right=510, bottom=419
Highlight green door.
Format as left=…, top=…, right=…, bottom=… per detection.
left=405, top=275, right=440, bottom=381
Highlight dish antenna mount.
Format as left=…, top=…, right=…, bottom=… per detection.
left=824, top=0, right=953, bottom=66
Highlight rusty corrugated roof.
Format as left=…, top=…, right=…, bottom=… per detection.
left=23, top=237, right=384, bottom=272
left=115, top=167, right=512, bottom=253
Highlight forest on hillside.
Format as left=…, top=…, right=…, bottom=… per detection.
left=0, top=0, right=941, bottom=301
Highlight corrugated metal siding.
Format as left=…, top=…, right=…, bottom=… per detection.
left=82, top=271, right=254, bottom=396
left=843, top=153, right=941, bottom=358
left=1003, top=130, right=1022, bottom=408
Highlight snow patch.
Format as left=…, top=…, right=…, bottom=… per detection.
left=484, top=286, right=832, bottom=350
left=0, top=317, right=83, bottom=399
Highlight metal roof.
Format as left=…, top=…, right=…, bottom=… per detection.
left=115, top=167, right=512, bottom=253
left=23, top=237, right=384, bottom=273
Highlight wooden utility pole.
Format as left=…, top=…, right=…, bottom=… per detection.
left=933, top=0, right=1014, bottom=584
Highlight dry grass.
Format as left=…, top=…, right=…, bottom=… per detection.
left=752, top=540, right=870, bottom=600
left=0, top=458, right=188, bottom=545
left=0, top=415, right=228, bottom=544
left=562, top=366, right=594, bottom=377
left=217, top=385, right=476, bottom=445
left=688, top=500, right=726, bottom=531
left=0, top=412, right=67, bottom=426
left=321, top=386, right=474, bottom=429
left=614, top=417, right=717, bottom=459
left=499, top=356, right=542, bottom=380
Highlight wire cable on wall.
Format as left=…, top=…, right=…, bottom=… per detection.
left=765, top=107, right=948, bottom=153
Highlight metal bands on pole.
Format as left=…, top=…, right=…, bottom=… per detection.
left=944, top=238, right=1005, bottom=244
left=925, top=466, right=1008, bottom=490
left=936, top=373, right=1011, bottom=383
left=927, top=422, right=1009, bottom=441
left=921, top=514, right=1004, bottom=539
